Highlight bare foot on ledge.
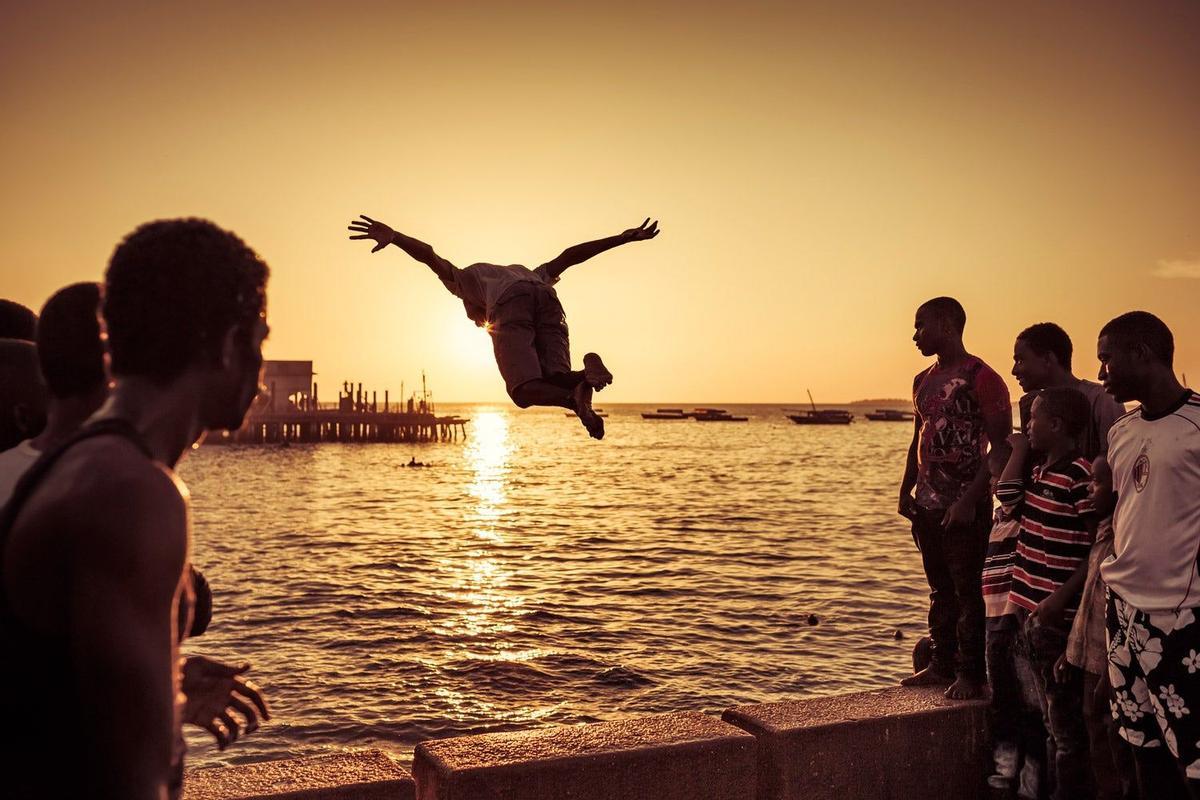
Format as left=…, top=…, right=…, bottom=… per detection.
left=900, top=664, right=954, bottom=688
left=943, top=674, right=984, bottom=700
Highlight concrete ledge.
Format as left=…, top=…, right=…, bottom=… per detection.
left=723, top=686, right=989, bottom=800
left=183, top=750, right=415, bottom=800
left=413, top=711, right=757, bottom=800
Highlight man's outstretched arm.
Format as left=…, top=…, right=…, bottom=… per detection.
left=539, top=218, right=660, bottom=280
left=348, top=214, right=457, bottom=286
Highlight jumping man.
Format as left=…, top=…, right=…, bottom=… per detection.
left=348, top=215, right=660, bottom=438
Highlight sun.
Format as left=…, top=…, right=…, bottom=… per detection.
left=442, top=315, right=496, bottom=373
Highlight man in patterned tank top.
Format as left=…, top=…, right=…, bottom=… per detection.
left=899, top=296, right=1012, bottom=700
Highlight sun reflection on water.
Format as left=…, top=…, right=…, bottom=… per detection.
left=465, top=410, right=511, bottom=543
left=432, top=409, right=552, bottom=721
left=439, top=411, right=530, bottom=639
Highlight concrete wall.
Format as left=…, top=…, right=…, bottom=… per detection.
left=724, top=686, right=990, bottom=800
left=183, top=750, right=414, bottom=800
left=183, top=687, right=990, bottom=800
left=413, top=711, right=756, bottom=800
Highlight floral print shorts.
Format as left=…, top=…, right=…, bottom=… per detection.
left=1107, top=590, right=1200, bottom=777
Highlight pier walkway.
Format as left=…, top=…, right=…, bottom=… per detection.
left=213, top=409, right=469, bottom=445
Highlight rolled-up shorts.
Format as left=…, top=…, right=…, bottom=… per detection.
left=489, top=281, right=571, bottom=398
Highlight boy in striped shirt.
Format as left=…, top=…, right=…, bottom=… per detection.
left=983, top=441, right=1047, bottom=796
left=998, top=386, right=1097, bottom=800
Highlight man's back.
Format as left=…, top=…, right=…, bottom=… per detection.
left=1, top=430, right=189, bottom=798
left=446, top=262, right=558, bottom=325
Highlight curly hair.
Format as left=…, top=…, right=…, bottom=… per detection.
left=1036, top=386, right=1090, bottom=439
left=1017, top=322, right=1073, bottom=371
left=1100, top=311, right=1174, bottom=368
left=37, top=282, right=106, bottom=398
left=918, top=296, right=967, bottom=333
left=0, top=299, right=38, bottom=341
left=104, top=219, right=268, bottom=383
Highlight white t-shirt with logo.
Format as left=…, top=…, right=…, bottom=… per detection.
left=1101, top=391, right=1200, bottom=611
left=0, top=439, right=41, bottom=510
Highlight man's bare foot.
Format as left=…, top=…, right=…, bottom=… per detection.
left=944, top=675, right=984, bottom=700
left=900, top=664, right=954, bottom=687
left=582, top=352, right=613, bottom=392
left=573, top=381, right=604, bottom=440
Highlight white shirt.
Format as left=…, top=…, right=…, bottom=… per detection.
left=1101, top=391, right=1200, bottom=611
left=0, top=439, right=41, bottom=510
left=443, top=263, right=559, bottom=325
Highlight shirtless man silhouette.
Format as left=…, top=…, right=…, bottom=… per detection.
left=1, top=219, right=271, bottom=798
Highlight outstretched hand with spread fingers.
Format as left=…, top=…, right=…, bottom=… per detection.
left=347, top=214, right=395, bottom=253
left=181, top=654, right=271, bottom=751
left=621, top=218, right=660, bottom=242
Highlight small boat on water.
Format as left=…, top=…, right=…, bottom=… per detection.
left=787, top=391, right=854, bottom=425
left=788, top=410, right=853, bottom=425
left=864, top=409, right=914, bottom=422
left=642, top=408, right=689, bottom=420
left=694, top=411, right=748, bottom=422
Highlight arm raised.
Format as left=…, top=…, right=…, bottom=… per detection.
left=539, top=218, right=660, bottom=280
left=348, top=214, right=458, bottom=286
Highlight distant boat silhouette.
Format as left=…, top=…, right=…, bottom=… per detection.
left=864, top=409, right=914, bottom=422
left=642, top=408, right=688, bottom=420
left=693, top=410, right=748, bottom=422
left=787, top=391, right=854, bottom=425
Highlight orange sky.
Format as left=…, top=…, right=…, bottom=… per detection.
left=2, top=1, right=1197, bottom=403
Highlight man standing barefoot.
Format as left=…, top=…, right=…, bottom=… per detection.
left=348, top=214, right=660, bottom=439
left=899, top=297, right=1012, bottom=699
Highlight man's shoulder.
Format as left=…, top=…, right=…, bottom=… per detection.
left=967, top=355, right=1007, bottom=384
left=20, top=438, right=182, bottom=529
left=1077, top=379, right=1124, bottom=409
left=1106, top=408, right=1141, bottom=442
left=9, top=438, right=186, bottom=587
left=912, top=364, right=935, bottom=388
left=1181, top=393, right=1200, bottom=428
left=0, top=440, right=39, bottom=473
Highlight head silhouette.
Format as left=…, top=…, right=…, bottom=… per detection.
left=0, top=299, right=38, bottom=341
left=104, top=218, right=270, bottom=430
left=1097, top=311, right=1174, bottom=403
left=36, top=282, right=107, bottom=401
left=913, top=297, right=966, bottom=357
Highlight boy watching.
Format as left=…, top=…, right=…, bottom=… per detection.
left=998, top=386, right=1097, bottom=800
left=983, top=441, right=1046, bottom=796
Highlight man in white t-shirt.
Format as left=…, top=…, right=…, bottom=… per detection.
left=1098, top=311, right=1200, bottom=798
left=348, top=214, right=660, bottom=439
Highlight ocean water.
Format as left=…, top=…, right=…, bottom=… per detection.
left=180, top=403, right=930, bottom=770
